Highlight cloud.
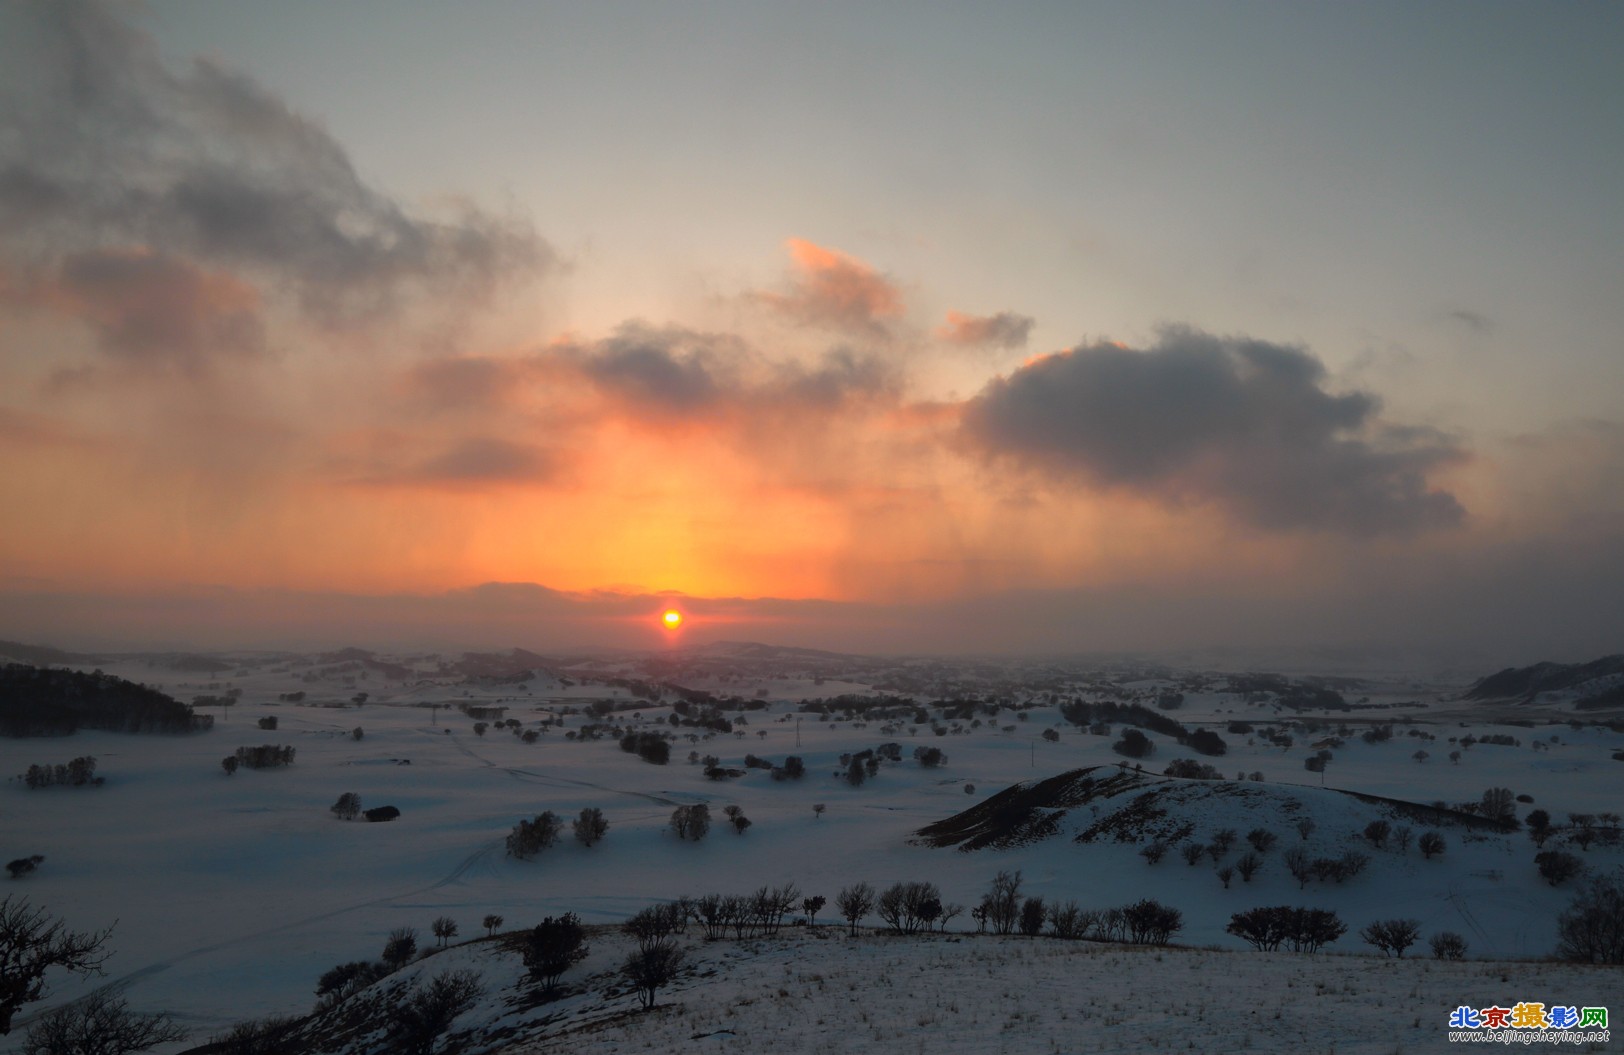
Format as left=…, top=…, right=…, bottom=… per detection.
left=961, top=326, right=1467, bottom=535
left=38, top=247, right=265, bottom=370
left=0, top=0, right=549, bottom=325
left=757, top=239, right=903, bottom=337
left=540, top=323, right=900, bottom=420
left=937, top=310, right=1033, bottom=349
left=347, top=436, right=555, bottom=490
left=1446, top=309, right=1492, bottom=334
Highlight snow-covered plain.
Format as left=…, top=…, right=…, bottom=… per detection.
left=1, top=647, right=1619, bottom=1052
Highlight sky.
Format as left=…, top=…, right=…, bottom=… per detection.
left=1, top=0, right=1621, bottom=662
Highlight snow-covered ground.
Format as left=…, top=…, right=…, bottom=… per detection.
left=1, top=649, right=1619, bottom=1052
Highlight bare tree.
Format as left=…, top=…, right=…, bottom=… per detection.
left=1360, top=918, right=1421, bottom=957
left=1430, top=931, right=1468, bottom=960
left=330, top=792, right=362, bottom=821
left=523, top=914, right=589, bottom=988
left=431, top=916, right=458, bottom=947
left=1554, top=870, right=1624, bottom=964
left=381, top=927, right=417, bottom=969
left=573, top=808, right=609, bottom=847
left=624, top=939, right=684, bottom=1009
left=0, top=896, right=113, bottom=1034
left=22, top=991, right=184, bottom=1055
left=387, top=970, right=483, bottom=1055
left=836, top=882, right=875, bottom=935
left=983, top=870, right=1023, bottom=935
left=482, top=914, right=504, bottom=937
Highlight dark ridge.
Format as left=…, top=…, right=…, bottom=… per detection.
left=1465, top=654, right=1624, bottom=702
left=0, top=639, right=84, bottom=666
left=911, top=766, right=1150, bottom=850
left=0, top=663, right=209, bottom=736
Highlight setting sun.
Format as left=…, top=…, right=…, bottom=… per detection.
left=661, top=609, right=683, bottom=630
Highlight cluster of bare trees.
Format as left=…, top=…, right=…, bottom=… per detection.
left=1225, top=906, right=1347, bottom=952
left=20, top=756, right=100, bottom=789
left=689, top=885, right=803, bottom=939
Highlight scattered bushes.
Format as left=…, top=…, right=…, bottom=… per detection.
left=258, top=717, right=278, bottom=731
left=1418, top=830, right=1447, bottom=859
left=364, top=805, right=400, bottom=822
left=1283, top=848, right=1368, bottom=888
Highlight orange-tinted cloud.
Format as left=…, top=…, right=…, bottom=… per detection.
left=937, top=309, right=1033, bottom=350
left=757, top=239, right=904, bottom=337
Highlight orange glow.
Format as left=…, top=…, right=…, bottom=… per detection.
left=661, top=609, right=683, bottom=630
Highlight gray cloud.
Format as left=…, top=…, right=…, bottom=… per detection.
left=1446, top=309, right=1492, bottom=334
left=353, top=437, right=554, bottom=490
left=938, top=310, right=1034, bottom=349
left=51, top=247, right=265, bottom=369
left=962, top=326, right=1467, bottom=535
left=548, top=324, right=898, bottom=419
left=0, top=0, right=549, bottom=326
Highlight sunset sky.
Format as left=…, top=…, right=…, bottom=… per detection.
left=2, top=1, right=1621, bottom=661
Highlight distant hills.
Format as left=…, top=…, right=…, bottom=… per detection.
left=1465, top=654, right=1624, bottom=709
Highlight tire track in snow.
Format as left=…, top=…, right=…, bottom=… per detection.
left=444, top=731, right=682, bottom=807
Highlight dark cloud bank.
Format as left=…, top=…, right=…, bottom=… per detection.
left=0, top=0, right=548, bottom=340
left=962, top=327, right=1467, bottom=535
